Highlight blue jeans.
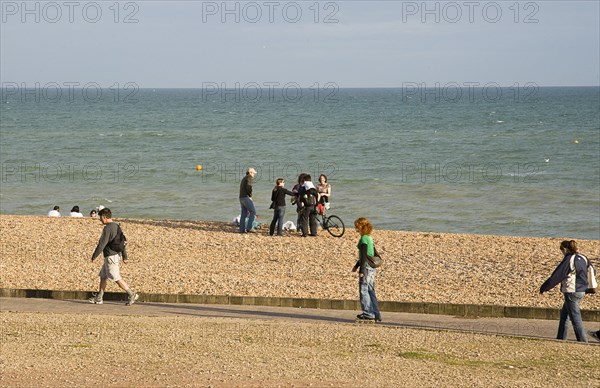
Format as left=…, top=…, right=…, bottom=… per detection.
left=239, top=196, right=256, bottom=233
left=269, top=206, right=286, bottom=236
left=557, top=292, right=587, bottom=342
left=359, top=266, right=381, bottom=320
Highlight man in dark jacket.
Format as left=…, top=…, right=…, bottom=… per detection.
left=298, top=174, right=319, bottom=237
left=239, top=167, right=257, bottom=233
left=89, top=208, right=138, bottom=306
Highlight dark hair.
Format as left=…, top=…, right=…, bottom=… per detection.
left=319, top=174, right=327, bottom=182
left=89, top=210, right=96, bottom=216
left=297, top=173, right=307, bottom=184
left=71, top=206, right=79, bottom=213
left=98, top=208, right=112, bottom=219
left=304, top=174, right=312, bottom=182
left=53, top=206, right=60, bottom=211
left=560, top=240, right=578, bottom=254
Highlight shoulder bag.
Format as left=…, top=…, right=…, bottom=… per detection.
left=367, top=247, right=383, bottom=268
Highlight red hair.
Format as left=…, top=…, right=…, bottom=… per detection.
left=354, top=217, right=373, bottom=236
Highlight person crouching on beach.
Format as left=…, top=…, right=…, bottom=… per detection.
left=89, top=208, right=139, bottom=306
left=540, top=240, right=590, bottom=342
left=352, top=217, right=381, bottom=322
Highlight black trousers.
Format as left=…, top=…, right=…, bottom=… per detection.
left=300, top=206, right=317, bottom=236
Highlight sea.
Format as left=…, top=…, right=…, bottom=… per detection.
left=1, top=86, right=599, bottom=240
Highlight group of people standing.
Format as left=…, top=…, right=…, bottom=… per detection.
left=270, top=172, right=331, bottom=238
left=237, top=167, right=331, bottom=237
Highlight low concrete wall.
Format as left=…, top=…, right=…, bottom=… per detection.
left=1, top=288, right=598, bottom=322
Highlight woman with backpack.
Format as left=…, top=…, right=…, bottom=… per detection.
left=540, top=240, right=591, bottom=342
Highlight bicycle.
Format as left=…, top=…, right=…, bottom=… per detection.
left=316, top=203, right=345, bottom=237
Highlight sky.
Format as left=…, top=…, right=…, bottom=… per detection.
left=1, top=1, right=599, bottom=88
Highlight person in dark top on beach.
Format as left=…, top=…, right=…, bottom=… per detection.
left=269, top=178, right=295, bottom=236
left=291, top=173, right=307, bottom=234
left=540, top=240, right=590, bottom=342
left=297, top=174, right=319, bottom=237
left=239, top=167, right=257, bottom=233
left=89, top=208, right=138, bottom=306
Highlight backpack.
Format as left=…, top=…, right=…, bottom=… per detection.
left=108, top=224, right=127, bottom=253
left=301, top=189, right=317, bottom=207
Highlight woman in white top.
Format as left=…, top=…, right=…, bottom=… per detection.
left=69, top=206, right=84, bottom=217
left=48, top=206, right=61, bottom=217
left=317, top=174, right=331, bottom=209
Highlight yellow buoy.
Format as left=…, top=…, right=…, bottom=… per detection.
left=196, top=164, right=202, bottom=171
left=573, top=139, right=579, bottom=144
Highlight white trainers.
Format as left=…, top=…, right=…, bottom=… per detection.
left=126, top=292, right=139, bottom=306
left=324, top=203, right=330, bottom=210
left=88, top=294, right=103, bottom=304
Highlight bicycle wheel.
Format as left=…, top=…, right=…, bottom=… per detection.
left=324, top=215, right=345, bottom=237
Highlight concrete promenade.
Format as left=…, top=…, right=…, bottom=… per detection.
left=2, top=297, right=599, bottom=344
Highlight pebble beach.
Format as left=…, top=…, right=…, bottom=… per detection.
left=1, top=215, right=599, bottom=310
left=2, top=214, right=600, bottom=387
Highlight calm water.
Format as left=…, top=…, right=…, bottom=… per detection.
left=1, top=86, right=599, bottom=239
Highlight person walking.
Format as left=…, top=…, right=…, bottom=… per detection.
left=89, top=208, right=139, bottom=306
left=352, top=217, right=381, bottom=322
left=540, top=240, right=590, bottom=342
left=239, top=167, right=257, bottom=233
